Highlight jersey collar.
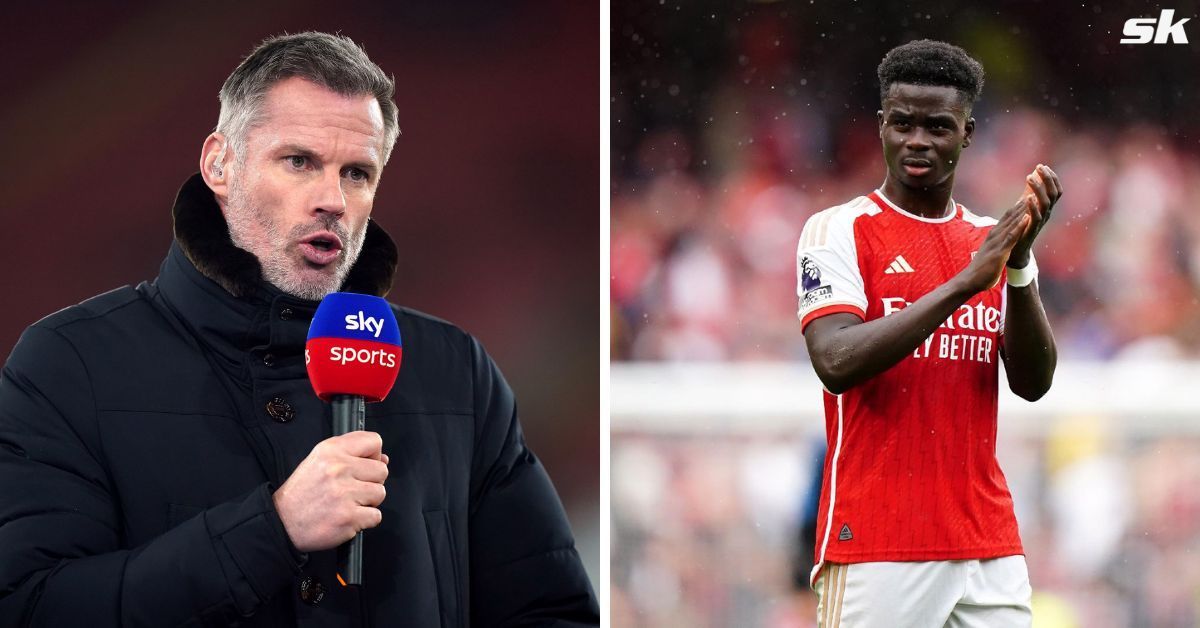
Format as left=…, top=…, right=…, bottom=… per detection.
left=870, top=189, right=959, bottom=223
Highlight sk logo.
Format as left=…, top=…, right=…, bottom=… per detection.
left=1121, top=9, right=1191, bottom=44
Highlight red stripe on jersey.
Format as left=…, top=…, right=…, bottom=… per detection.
left=801, top=304, right=866, bottom=333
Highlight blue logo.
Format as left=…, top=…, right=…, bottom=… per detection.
left=308, top=292, right=401, bottom=346
left=800, top=256, right=822, bottom=292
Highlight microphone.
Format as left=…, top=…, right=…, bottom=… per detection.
left=306, top=292, right=402, bottom=587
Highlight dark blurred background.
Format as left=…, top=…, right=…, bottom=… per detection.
left=611, top=2, right=1200, bottom=627
left=0, top=1, right=598, bottom=582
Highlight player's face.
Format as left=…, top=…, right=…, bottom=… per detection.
left=877, top=83, right=974, bottom=193
left=221, top=77, right=385, bottom=301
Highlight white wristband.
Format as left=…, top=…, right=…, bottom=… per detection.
left=1006, top=255, right=1038, bottom=288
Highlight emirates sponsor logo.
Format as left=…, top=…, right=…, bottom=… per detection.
left=882, top=297, right=1000, bottom=363
left=881, top=297, right=1002, bottom=333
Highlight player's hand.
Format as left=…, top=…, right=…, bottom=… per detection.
left=1009, top=164, right=1062, bottom=267
left=273, top=431, right=390, bottom=552
left=960, top=197, right=1032, bottom=294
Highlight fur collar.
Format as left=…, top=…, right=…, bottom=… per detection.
left=171, top=173, right=397, bottom=299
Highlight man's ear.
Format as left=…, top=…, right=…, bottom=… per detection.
left=877, top=109, right=885, bottom=139
left=963, top=117, right=975, bottom=148
left=200, top=133, right=232, bottom=207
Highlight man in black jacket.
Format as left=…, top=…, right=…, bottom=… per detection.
left=0, top=32, right=598, bottom=627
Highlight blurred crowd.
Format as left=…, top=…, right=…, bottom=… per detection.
left=610, top=424, right=1200, bottom=628
left=611, top=1, right=1200, bottom=362
left=612, top=105, right=1200, bottom=361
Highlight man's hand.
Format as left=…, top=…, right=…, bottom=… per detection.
left=273, top=431, right=390, bottom=552
left=1010, top=164, right=1062, bottom=268
left=958, top=197, right=1031, bottom=294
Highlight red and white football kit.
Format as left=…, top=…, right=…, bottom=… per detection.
left=796, top=190, right=1023, bottom=587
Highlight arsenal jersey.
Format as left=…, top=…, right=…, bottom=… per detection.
left=796, top=190, right=1023, bottom=585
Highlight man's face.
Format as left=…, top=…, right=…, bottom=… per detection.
left=878, top=83, right=974, bottom=191
left=218, top=77, right=385, bottom=301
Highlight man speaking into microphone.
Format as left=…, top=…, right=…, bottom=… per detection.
left=0, top=32, right=598, bottom=626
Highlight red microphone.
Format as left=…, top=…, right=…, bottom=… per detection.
left=306, top=293, right=402, bottom=587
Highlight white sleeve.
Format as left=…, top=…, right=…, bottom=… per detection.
left=796, top=208, right=868, bottom=330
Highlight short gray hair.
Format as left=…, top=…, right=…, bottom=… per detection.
left=216, top=32, right=400, bottom=164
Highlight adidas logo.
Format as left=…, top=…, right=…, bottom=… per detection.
left=839, top=523, right=853, bottom=541
left=883, top=255, right=915, bottom=274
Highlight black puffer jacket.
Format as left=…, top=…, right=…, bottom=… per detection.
left=0, top=174, right=598, bottom=627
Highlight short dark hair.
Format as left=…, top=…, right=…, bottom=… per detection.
left=217, top=32, right=400, bottom=163
left=877, top=39, right=985, bottom=107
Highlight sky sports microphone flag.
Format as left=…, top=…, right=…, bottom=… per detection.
left=306, top=292, right=402, bottom=402
left=306, top=292, right=401, bottom=587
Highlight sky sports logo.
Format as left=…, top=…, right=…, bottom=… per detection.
left=344, top=311, right=386, bottom=338
left=1121, top=9, right=1191, bottom=44
left=306, top=293, right=401, bottom=402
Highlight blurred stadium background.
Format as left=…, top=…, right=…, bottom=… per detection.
left=611, top=1, right=1200, bottom=626
left=0, top=2, right=598, bottom=586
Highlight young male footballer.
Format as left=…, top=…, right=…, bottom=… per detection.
left=796, top=39, right=1061, bottom=627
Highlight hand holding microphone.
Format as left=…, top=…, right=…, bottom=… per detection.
left=273, top=293, right=403, bottom=587
left=272, top=431, right=390, bottom=552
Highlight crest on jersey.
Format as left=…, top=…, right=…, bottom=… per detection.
left=800, top=255, right=833, bottom=308
left=800, top=256, right=822, bottom=292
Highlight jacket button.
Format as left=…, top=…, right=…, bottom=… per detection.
left=266, top=397, right=295, bottom=422
left=299, top=576, right=325, bottom=605
left=280, top=307, right=294, bottom=321
left=262, top=353, right=276, bottom=367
